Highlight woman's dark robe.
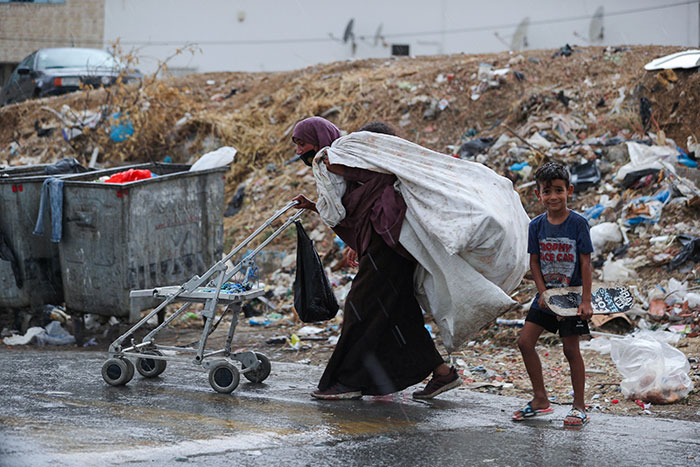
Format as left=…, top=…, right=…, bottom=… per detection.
left=318, top=166, right=443, bottom=395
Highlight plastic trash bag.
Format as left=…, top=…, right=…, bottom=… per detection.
left=457, top=137, right=495, bottom=159
left=189, top=146, right=237, bottom=171
left=602, top=255, right=637, bottom=282
left=589, top=222, right=622, bottom=253
left=35, top=320, right=75, bottom=346
left=570, top=161, right=601, bottom=192
left=104, top=168, right=153, bottom=184
left=669, top=235, right=700, bottom=271
left=610, top=334, right=693, bottom=404
left=293, top=221, right=339, bottom=322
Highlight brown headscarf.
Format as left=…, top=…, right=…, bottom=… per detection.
left=292, top=117, right=342, bottom=148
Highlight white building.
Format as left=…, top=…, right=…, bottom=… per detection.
left=1, top=0, right=698, bottom=81
left=103, top=0, right=700, bottom=74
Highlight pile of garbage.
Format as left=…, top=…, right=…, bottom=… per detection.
left=1, top=44, right=699, bottom=410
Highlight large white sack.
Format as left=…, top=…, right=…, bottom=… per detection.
left=326, top=131, right=529, bottom=292
left=319, top=132, right=529, bottom=351
left=402, top=211, right=518, bottom=352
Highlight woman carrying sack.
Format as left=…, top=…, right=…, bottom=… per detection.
left=291, top=117, right=459, bottom=400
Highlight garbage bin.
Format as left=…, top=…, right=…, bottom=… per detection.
left=0, top=163, right=149, bottom=313
left=58, top=163, right=227, bottom=322
left=0, top=166, right=67, bottom=312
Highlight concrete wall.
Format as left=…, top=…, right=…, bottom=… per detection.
left=103, top=0, right=700, bottom=74
left=0, top=0, right=104, bottom=61
left=0, top=0, right=104, bottom=84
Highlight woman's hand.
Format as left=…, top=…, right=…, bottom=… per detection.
left=342, top=247, right=358, bottom=268
left=292, top=194, right=316, bottom=211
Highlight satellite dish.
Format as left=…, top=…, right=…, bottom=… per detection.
left=510, top=17, right=529, bottom=51
left=589, top=6, right=604, bottom=43
left=343, top=19, right=355, bottom=43
left=373, top=23, right=384, bottom=47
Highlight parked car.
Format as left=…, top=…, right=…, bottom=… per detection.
left=0, top=47, right=142, bottom=106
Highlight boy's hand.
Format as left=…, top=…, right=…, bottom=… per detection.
left=537, top=294, right=549, bottom=310
left=578, top=301, right=594, bottom=320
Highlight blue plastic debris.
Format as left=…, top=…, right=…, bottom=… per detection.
left=584, top=204, right=605, bottom=221
left=109, top=113, right=134, bottom=142
left=249, top=317, right=272, bottom=326
left=677, top=146, right=698, bottom=168
left=509, top=161, right=529, bottom=171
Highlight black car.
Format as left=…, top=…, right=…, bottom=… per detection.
left=0, top=47, right=142, bottom=106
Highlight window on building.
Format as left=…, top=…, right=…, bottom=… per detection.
left=391, top=44, right=410, bottom=56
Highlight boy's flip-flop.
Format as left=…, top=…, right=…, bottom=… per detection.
left=512, top=403, right=554, bottom=421
left=563, top=407, right=589, bottom=426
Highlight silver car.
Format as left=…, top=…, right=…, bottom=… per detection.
left=0, top=47, right=142, bottom=106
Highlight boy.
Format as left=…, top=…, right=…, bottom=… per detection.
left=512, top=162, right=594, bottom=426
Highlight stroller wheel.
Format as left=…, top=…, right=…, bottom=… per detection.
left=243, top=352, right=271, bottom=383
left=209, top=361, right=240, bottom=394
left=124, top=358, right=135, bottom=382
left=136, top=350, right=167, bottom=378
left=102, top=358, right=132, bottom=386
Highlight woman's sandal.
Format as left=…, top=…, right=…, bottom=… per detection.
left=512, top=402, right=554, bottom=421
left=563, top=407, right=589, bottom=426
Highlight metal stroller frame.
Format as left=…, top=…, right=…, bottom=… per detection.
left=101, top=201, right=304, bottom=393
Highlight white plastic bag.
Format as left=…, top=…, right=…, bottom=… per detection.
left=189, top=146, right=237, bottom=171
left=610, top=335, right=693, bottom=404
left=602, top=255, right=637, bottom=282
left=579, top=336, right=613, bottom=354
left=589, top=222, right=622, bottom=253
left=613, top=142, right=677, bottom=183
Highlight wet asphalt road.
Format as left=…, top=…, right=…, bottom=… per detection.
left=0, top=348, right=698, bottom=467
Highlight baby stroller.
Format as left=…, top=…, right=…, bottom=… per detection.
left=101, top=201, right=303, bottom=393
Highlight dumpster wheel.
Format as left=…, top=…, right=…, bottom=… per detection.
left=242, top=352, right=271, bottom=383
left=102, top=358, right=134, bottom=386
left=136, top=350, right=167, bottom=378
left=209, top=361, right=240, bottom=394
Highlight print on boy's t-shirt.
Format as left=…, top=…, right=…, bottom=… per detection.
left=538, top=236, right=576, bottom=287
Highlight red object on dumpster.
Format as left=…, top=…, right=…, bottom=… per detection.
left=104, top=169, right=153, bottom=184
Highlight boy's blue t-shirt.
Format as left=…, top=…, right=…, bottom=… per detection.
left=528, top=210, right=594, bottom=314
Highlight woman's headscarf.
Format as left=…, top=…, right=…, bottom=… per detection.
left=292, top=117, right=341, bottom=148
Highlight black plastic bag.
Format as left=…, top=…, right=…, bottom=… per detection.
left=669, top=235, right=700, bottom=271
left=293, top=221, right=339, bottom=322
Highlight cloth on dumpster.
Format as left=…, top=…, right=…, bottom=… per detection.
left=0, top=229, right=22, bottom=288
left=32, top=177, right=64, bottom=243
left=315, top=131, right=530, bottom=351
left=104, top=168, right=153, bottom=184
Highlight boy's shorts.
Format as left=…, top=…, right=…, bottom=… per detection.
left=526, top=307, right=590, bottom=337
